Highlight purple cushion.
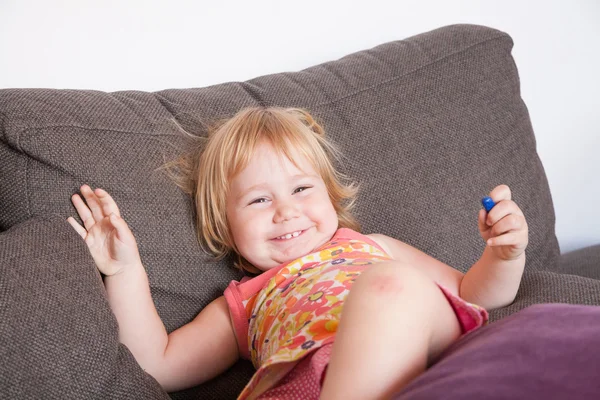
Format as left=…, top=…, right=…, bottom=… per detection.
left=395, top=304, right=600, bottom=399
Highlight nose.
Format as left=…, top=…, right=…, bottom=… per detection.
left=273, top=201, right=300, bottom=223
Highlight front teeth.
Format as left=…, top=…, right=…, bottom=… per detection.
left=277, top=231, right=301, bottom=240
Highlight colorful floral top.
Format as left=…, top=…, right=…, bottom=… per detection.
left=223, top=228, right=488, bottom=400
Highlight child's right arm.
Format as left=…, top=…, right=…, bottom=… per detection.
left=67, top=185, right=239, bottom=392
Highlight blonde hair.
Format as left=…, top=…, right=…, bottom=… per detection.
left=165, top=106, right=360, bottom=273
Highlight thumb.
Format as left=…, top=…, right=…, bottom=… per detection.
left=477, top=209, right=489, bottom=233
left=109, top=213, right=133, bottom=243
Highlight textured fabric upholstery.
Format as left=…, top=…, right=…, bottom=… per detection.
left=556, top=245, right=600, bottom=280
left=0, top=216, right=169, bottom=398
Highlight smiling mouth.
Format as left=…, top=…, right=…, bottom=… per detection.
left=273, top=229, right=305, bottom=241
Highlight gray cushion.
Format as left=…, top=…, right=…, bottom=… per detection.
left=0, top=24, right=559, bottom=277
left=0, top=24, right=577, bottom=398
left=0, top=215, right=168, bottom=399
left=556, top=245, right=600, bottom=280
left=490, top=270, right=600, bottom=321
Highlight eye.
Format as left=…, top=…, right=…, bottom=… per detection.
left=249, top=197, right=268, bottom=205
left=293, top=186, right=311, bottom=194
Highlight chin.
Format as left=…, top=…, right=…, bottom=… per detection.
left=279, top=247, right=314, bottom=266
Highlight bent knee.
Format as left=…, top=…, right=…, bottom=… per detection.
left=354, top=262, right=434, bottom=296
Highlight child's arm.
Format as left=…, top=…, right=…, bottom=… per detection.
left=68, top=185, right=239, bottom=392
left=104, top=269, right=239, bottom=391
left=459, top=184, right=527, bottom=310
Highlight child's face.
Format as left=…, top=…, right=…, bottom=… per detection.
left=226, top=142, right=339, bottom=271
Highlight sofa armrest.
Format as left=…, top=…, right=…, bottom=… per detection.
left=555, top=245, right=600, bottom=280
left=488, top=268, right=600, bottom=322
left=0, top=215, right=169, bottom=399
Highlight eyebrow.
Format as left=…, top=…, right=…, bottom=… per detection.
left=236, top=174, right=316, bottom=201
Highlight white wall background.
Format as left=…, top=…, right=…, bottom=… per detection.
left=1, top=0, right=598, bottom=254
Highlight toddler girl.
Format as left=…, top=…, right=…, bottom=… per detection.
left=67, top=106, right=528, bottom=399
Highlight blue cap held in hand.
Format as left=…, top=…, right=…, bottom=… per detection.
left=481, top=196, right=496, bottom=212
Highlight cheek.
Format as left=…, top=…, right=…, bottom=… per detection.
left=230, top=210, right=266, bottom=247
left=226, top=209, right=249, bottom=246
left=307, top=194, right=338, bottom=222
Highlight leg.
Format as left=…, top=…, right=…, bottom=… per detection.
left=320, top=262, right=461, bottom=400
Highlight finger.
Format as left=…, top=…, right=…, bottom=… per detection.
left=489, top=184, right=512, bottom=203
left=71, top=193, right=95, bottom=231
left=487, top=231, right=527, bottom=248
left=95, top=188, right=121, bottom=217
left=67, top=216, right=87, bottom=239
left=489, top=214, right=525, bottom=238
left=486, top=200, right=524, bottom=227
left=80, top=185, right=106, bottom=223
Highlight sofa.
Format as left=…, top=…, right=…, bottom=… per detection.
left=2, top=24, right=600, bottom=399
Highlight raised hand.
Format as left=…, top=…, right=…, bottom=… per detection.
left=67, top=185, right=141, bottom=275
left=478, top=184, right=529, bottom=261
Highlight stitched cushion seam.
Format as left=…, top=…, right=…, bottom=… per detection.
left=4, top=34, right=509, bottom=141
left=14, top=126, right=33, bottom=219
left=314, top=33, right=509, bottom=108
left=20, top=125, right=176, bottom=137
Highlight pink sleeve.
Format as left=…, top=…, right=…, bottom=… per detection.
left=223, top=269, right=280, bottom=360
left=224, top=281, right=251, bottom=359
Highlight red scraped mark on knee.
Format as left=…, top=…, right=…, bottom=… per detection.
left=368, top=275, right=404, bottom=294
